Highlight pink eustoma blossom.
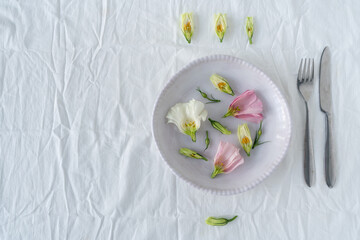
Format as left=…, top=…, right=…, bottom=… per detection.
left=223, top=90, right=263, bottom=123
left=211, top=141, right=244, bottom=178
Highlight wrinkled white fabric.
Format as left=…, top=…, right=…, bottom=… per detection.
left=1, top=0, right=360, bottom=239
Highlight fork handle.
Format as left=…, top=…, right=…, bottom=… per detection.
left=325, top=113, right=335, bottom=188
left=304, top=102, right=311, bottom=187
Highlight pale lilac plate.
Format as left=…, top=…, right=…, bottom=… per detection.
left=152, top=55, right=291, bottom=195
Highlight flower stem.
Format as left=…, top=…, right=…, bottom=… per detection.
left=223, top=110, right=233, bottom=118
left=227, top=216, right=238, bottom=222
left=190, top=131, right=196, bottom=142
left=252, top=121, right=266, bottom=149
left=211, top=167, right=223, bottom=178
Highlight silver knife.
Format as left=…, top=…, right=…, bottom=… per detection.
left=319, top=47, right=336, bottom=188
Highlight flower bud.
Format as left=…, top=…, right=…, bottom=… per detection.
left=237, top=123, right=253, bottom=156
left=179, top=148, right=207, bottom=161
left=208, top=118, right=231, bottom=135
left=206, top=216, right=238, bottom=226
left=214, top=13, right=227, bottom=42
left=204, top=131, right=210, bottom=150
left=210, top=74, right=234, bottom=96
left=246, top=17, right=254, bottom=44
left=180, top=13, right=194, bottom=44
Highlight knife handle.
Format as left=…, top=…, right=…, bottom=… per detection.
left=325, top=113, right=335, bottom=188
left=304, top=102, right=311, bottom=187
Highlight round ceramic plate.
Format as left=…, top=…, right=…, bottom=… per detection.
left=152, top=55, right=291, bottom=195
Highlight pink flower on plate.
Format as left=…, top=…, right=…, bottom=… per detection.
left=211, top=141, right=244, bottom=178
left=223, top=90, right=263, bottom=123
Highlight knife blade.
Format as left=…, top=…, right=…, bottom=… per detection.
left=320, top=47, right=332, bottom=112
left=319, top=46, right=336, bottom=188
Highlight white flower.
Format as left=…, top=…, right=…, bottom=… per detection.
left=166, top=99, right=208, bottom=142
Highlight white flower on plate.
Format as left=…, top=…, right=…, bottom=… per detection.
left=166, top=99, right=208, bottom=142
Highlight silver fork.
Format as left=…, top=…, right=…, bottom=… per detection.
left=297, top=58, right=314, bottom=187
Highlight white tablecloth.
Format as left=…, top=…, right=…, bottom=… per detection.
left=1, top=0, right=360, bottom=239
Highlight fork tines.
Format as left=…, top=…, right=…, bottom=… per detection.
left=298, top=58, right=315, bottom=83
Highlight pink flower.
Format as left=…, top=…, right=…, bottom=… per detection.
left=211, top=141, right=244, bottom=178
left=223, top=90, right=263, bottom=123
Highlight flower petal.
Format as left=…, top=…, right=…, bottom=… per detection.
left=222, top=142, right=240, bottom=161
left=234, top=113, right=263, bottom=123
left=186, top=99, right=208, bottom=129
left=223, top=155, right=244, bottom=173
left=166, top=103, right=187, bottom=132
left=227, top=90, right=264, bottom=121
left=237, top=98, right=263, bottom=115
left=213, top=141, right=225, bottom=165
left=187, top=99, right=208, bottom=122
left=229, top=90, right=258, bottom=109
left=214, top=141, right=244, bottom=174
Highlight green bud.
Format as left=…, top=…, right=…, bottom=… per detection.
left=179, top=148, right=207, bottom=161
left=204, top=131, right=210, bottom=151
left=237, top=124, right=253, bottom=156
left=210, top=74, right=234, bottom=96
left=206, top=216, right=238, bottom=226
left=196, top=88, right=221, bottom=103
left=246, top=17, right=254, bottom=44
left=252, top=120, right=267, bottom=149
left=200, top=92, right=207, bottom=98
left=208, top=118, right=231, bottom=135
left=196, top=88, right=208, bottom=98
left=257, top=120, right=263, bottom=137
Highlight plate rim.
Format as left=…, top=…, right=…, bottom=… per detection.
left=152, top=54, right=292, bottom=195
